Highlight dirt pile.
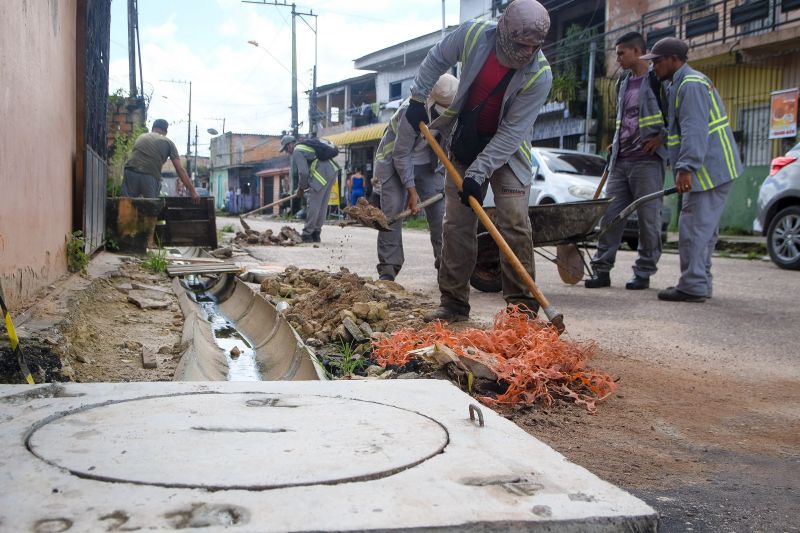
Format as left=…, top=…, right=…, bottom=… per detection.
left=234, top=225, right=303, bottom=246
left=343, top=197, right=389, bottom=230
left=259, top=266, right=432, bottom=346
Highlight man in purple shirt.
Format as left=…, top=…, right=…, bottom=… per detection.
left=586, top=32, right=668, bottom=290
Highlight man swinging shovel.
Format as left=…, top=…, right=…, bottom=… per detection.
left=404, top=0, right=563, bottom=332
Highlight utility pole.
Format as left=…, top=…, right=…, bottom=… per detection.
left=193, top=125, right=198, bottom=181
left=127, top=0, right=137, bottom=96
left=243, top=1, right=317, bottom=137
left=442, top=0, right=446, bottom=37
left=583, top=40, right=597, bottom=153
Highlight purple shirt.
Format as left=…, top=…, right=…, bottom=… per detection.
left=617, top=74, right=658, bottom=162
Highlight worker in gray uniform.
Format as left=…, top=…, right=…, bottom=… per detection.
left=406, top=0, right=552, bottom=323
left=281, top=135, right=339, bottom=243
left=643, top=37, right=742, bottom=302
left=586, top=32, right=667, bottom=291
left=374, top=73, right=459, bottom=281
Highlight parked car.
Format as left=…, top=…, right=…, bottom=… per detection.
left=484, top=148, right=668, bottom=249
left=754, top=142, right=800, bottom=269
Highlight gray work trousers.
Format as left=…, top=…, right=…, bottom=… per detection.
left=591, top=158, right=665, bottom=278
left=121, top=169, right=160, bottom=198
left=377, top=165, right=445, bottom=279
left=676, top=180, right=732, bottom=297
left=302, top=178, right=336, bottom=238
left=438, top=161, right=536, bottom=315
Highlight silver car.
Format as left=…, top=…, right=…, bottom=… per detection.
left=754, top=142, right=800, bottom=269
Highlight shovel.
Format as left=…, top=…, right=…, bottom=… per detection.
left=240, top=191, right=301, bottom=220
left=597, top=187, right=678, bottom=239
left=352, top=192, right=444, bottom=231
left=420, top=123, right=565, bottom=334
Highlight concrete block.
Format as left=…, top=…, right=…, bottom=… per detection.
left=0, top=381, right=656, bottom=532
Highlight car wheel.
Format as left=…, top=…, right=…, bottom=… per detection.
left=625, top=237, right=639, bottom=250
left=766, top=205, right=800, bottom=270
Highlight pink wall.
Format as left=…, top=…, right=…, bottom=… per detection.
left=0, top=0, right=78, bottom=310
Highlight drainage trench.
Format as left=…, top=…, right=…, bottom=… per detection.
left=198, top=298, right=261, bottom=381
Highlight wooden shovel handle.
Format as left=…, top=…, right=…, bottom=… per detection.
left=240, top=192, right=298, bottom=219
left=419, top=123, right=565, bottom=333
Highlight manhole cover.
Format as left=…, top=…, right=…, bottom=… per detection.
left=27, top=392, right=448, bottom=490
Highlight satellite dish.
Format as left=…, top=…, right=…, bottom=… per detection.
left=207, top=128, right=219, bottom=135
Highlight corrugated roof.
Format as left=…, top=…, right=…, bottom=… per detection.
left=322, top=123, right=387, bottom=146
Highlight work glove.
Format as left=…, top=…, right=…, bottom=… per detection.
left=404, top=98, right=429, bottom=133
left=459, top=177, right=484, bottom=207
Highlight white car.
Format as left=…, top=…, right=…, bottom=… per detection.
left=484, top=147, right=668, bottom=249
left=484, top=148, right=607, bottom=207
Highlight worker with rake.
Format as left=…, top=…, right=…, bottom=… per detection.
left=405, top=0, right=552, bottom=323
left=374, top=73, right=459, bottom=282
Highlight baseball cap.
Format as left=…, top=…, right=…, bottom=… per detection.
left=280, top=135, right=296, bottom=152
left=640, top=37, right=689, bottom=60
left=427, top=73, right=459, bottom=116
left=152, top=118, right=169, bottom=131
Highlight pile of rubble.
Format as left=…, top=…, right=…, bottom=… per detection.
left=234, top=225, right=304, bottom=246
left=259, top=267, right=430, bottom=348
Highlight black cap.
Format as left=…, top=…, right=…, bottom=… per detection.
left=640, top=37, right=689, bottom=60
left=152, top=118, right=169, bottom=131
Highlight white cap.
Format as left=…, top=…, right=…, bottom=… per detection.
left=427, top=73, right=459, bottom=116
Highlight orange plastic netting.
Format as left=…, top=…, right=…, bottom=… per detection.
left=372, top=307, right=617, bottom=412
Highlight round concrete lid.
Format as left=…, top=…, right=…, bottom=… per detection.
left=27, top=392, right=449, bottom=490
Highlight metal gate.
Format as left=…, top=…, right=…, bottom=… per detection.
left=739, top=104, right=772, bottom=166
left=84, top=146, right=107, bottom=254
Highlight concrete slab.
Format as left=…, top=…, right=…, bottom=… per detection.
left=0, top=381, right=657, bottom=532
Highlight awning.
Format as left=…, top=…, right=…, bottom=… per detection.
left=323, top=122, right=387, bottom=146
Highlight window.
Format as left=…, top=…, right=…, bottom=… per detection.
left=540, top=151, right=607, bottom=177
left=330, top=106, right=340, bottom=123
left=389, top=79, right=413, bottom=101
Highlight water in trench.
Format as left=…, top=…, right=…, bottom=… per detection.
left=198, top=298, right=262, bottom=381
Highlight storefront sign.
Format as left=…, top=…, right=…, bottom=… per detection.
left=768, top=88, right=798, bottom=139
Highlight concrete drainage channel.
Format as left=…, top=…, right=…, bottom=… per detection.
left=0, top=257, right=658, bottom=531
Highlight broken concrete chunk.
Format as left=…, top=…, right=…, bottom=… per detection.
left=75, top=354, right=91, bottom=364
left=352, top=302, right=370, bottom=320
left=114, top=282, right=133, bottom=294
left=141, top=347, right=158, bottom=369
left=127, top=289, right=171, bottom=310
left=367, top=301, right=388, bottom=321
left=131, top=282, right=171, bottom=294
left=210, top=246, right=233, bottom=259
left=230, top=346, right=241, bottom=358
left=123, top=340, right=142, bottom=351
left=343, top=318, right=367, bottom=343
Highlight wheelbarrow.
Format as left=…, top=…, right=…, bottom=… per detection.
left=471, top=188, right=676, bottom=292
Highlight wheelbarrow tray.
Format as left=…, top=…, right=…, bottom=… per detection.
left=484, top=198, right=611, bottom=246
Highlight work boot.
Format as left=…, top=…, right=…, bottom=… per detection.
left=378, top=274, right=395, bottom=281
left=625, top=275, right=650, bottom=290
left=301, top=234, right=314, bottom=243
left=423, top=306, right=468, bottom=323
left=657, top=287, right=706, bottom=303
left=312, top=230, right=321, bottom=243
left=584, top=271, right=610, bottom=288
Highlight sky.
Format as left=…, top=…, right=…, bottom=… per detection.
left=109, top=0, right=462, bottom=157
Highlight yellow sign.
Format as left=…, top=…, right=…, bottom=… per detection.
left=328, top=177, right=340, bottom=206
left=769, top=88, right=798, bottom=140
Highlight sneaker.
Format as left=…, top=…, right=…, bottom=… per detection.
left=584, top=271, right=610, bottom=288
left=657, top=287, right=706, bottom=303
left=423, top=306, right=469, bottom=323
left=625, top=275, right=650, bottom=290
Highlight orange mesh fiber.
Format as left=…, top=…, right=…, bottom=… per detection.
left=372, top=306, right=616, bottom=412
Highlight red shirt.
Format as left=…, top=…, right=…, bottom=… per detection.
left=465, top=49, right=511, bottom=136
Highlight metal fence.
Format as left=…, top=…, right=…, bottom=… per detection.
left=84, top=146, right=107, bottom=254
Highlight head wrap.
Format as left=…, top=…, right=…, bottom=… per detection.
left=496, top=0, right=550, bottom=69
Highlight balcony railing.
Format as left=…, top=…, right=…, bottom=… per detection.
left=607, top=0, right=800, bottom=53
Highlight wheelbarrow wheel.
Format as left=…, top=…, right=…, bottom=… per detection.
left=470, top=232, right=502, bottom=293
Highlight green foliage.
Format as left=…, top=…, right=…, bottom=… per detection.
left=141, top=238, right=168, bottom=274
left=107, top=125, right=148, bottom=197
left=107, top=88, right=127, bottom=109
left=550, top=72, right=578, bottom=103
left=403, top=217, right=430, bottom=231
left=220, top=223, right=236, bottom=233
left=105, top=238, right=119, bottom=252
left=331, top=342, right=366, bottom=377
left=67, top=231, right=89, bottom=273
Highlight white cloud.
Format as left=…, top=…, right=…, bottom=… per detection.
left=110, top=0, right=460, bottom=156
